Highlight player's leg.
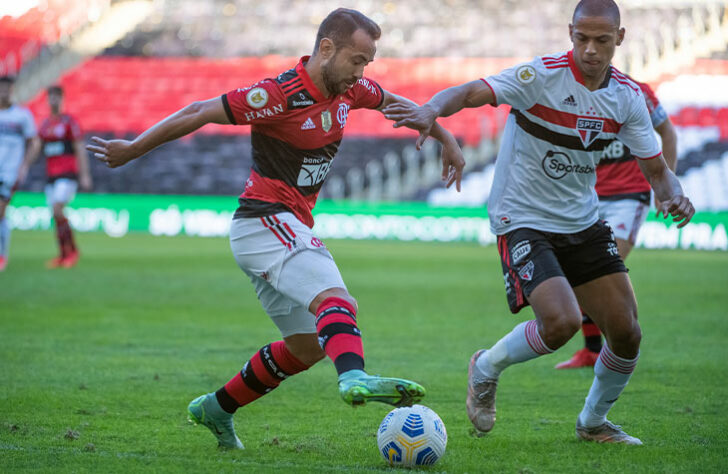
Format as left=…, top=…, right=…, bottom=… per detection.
left=0, top=198, right=9, bottom=271
left=557, top=201, right=647, bottom=369
left=572, top=272, right=642, bottom=445
left=188, top=271, right=320, bottom=449
left=468, top=230, right=582, bottom=433
left=47, top=179, right=79, bottom=268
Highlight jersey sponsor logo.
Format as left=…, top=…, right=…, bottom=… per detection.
left=297, top=158, right=331, bottom=186
left=336, top=103, right=350, bottom=128
left=561, top=95, right=577, bottom=107
left=243, top=104, right=284, bottom=122
left=321, top=110, right=333, bottom=132
left=301, top=117, right=316, bottom=130
left=292, top=99, right=314, bottom=107
left=43, top=141, right=65, bottom=156
left=310, top=237, right=324, bottom=248
left=518, top=260, right=534, bottom=281
left=500, top=216, right=511, bottom=225
left=542, top=151, right=595, bottom=179
left=511, top=240, right=531, bottom=264
left=600, top=140, right=625, bottom=160
left=516, top=65, right=536, bottom=84
left=576, top=117, right=604, bottom=147
left=246, top=87, right=269, bottom=109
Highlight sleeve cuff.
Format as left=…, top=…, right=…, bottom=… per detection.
left=221, top=94, right=237, bottom=125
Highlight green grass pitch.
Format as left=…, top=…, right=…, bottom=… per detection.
left=2, top=231, right=727, bottom=473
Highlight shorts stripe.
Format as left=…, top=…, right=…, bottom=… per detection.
left=261, top=216, right=295, bottom=249
left=498, top=235, right=524, bottom=307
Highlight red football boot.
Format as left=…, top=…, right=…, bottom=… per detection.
left=61, top=250, right=80, bottom=268
left=46, top=255, right=65, bottom=269
left=555, top=348, right=599, bottom=369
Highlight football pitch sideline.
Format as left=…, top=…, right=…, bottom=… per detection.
left=2, top=231, right=727, bottom=473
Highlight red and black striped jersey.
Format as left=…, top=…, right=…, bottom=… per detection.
left=595, top=80, right=668, bottom=203
left=223, top=56, right=384, bottom=228
left=38, top=113, right=82, bottom=180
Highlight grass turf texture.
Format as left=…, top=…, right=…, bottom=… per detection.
left=2, top=231, right=727, bottom=473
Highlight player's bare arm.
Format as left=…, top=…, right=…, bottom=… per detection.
left=652, top=118, right=678, bottom=209
left=379, top=89, right=465, bottom=190
left=382, top=80, right=494, bottom=138
left=87, top=97, right=231, bottom=168
left=16, top=136, right=41, bottom=185
left=637, top=154, right=694, bottom=228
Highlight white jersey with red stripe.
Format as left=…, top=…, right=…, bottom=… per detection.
left=483, top=50, right=661, bottom=235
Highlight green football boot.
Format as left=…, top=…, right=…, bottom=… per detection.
left=187, top=393, right=244, bottom=449
left=338, top=370, right=426, bottom=407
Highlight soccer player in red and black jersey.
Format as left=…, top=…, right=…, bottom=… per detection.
left=555, top=79, right=678, bottom=369
left=87, top=9, right=464, bottom=449
left=19, top=85, right=92, bottom=268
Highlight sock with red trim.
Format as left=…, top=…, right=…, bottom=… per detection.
left=476, top=320, right=554, bottom=379
left=578, top=344, right=639, bottom=428
left=315, top=297, right=365, bottom=375
left=582, top=313, right=603, bottom=353
left=215, top=340, right=310, bottom=414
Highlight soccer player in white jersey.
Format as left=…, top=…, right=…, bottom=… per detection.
left=384, top=0, right=694, bottom=444
left=0, top=76, right=40, bottom=271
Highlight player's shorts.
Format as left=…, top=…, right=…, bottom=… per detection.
left=229, top=212, right=347, bottom=337
left=598, top=198, right=649, bottom=245
left=45, top=178, right=78, bottom=206
left=0, top=158, right=21, bottom=201
left=497, top=220, right=627, bottom=314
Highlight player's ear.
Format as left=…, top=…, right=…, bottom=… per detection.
left=318, top=38, right=336, bottom=59
left=568, top=24, right=574, bottom=41
left=616, top=27, right=625, bottom=46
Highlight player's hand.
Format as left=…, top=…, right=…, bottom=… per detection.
left=441, top=141, right=465, bottom=191
left=16, top=164, right=29, bottom=185
left=383, top=103, right=438, bottom=148
left=86, top=137, right=137, bottom=168
left=657, top=194, right=694, bottom=228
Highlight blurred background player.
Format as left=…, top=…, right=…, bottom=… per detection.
left=556, top=79, right=678, bottom=368
left=18, top=85, right=92, bottom=268
left=384, top=0, right=694, bottom=445
left=86, top=8, right=464, bottom=449
left=0, top=76, right=39, bottom=271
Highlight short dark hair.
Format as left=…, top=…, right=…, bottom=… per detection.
left=313, top=8, right=381, bottom=54
left=0, top=76, right=15, bottom=85
left=47, top=85, right=63, bottom=95
left=573, top=0, right=621, bottom=28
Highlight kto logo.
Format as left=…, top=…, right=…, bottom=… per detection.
left=542, top=151, right=595, bottom=179
left=600, top=140, right=625, bottom=160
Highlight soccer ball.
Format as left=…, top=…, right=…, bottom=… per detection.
left=376, top=404, right=447, bottom=467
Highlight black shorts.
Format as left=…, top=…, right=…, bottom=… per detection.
left=497, top=220, right=628, bottom=314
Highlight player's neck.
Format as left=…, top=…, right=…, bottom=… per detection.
left=581, top=67, right=610, bottom=91
left=304, top=58, right=333, bottom=98
left=0, top=101, right=11, bottom=109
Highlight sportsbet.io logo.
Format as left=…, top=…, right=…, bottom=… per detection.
left=542, top=151, right=594, bottom=179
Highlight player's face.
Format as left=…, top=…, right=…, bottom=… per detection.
left=569, top=15, right=624, bottom=81
left=48, top=91, right=63, bottom=111
left=0, top=82, right=12, bottom=107
left=322, top=29, right=376, bottom=96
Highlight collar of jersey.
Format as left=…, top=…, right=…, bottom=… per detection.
left=568, top=50, right=612, bottom=91
left=296, top=56, right=328, bottom=103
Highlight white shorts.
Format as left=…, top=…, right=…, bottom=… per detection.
left=229, top=212, right=347, bottom=337
left=598, top=198, right=649, bottom=245
left=45, top=178, right=78, bottom=206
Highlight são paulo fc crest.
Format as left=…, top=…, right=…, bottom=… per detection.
left=321, top=110, right=333, bottom=132
left=576, top=117, right=604, bottom=147
left=246, top=87, right=269, bottom=109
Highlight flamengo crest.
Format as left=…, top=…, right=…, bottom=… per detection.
left=576, top=117, right=603, bottom=147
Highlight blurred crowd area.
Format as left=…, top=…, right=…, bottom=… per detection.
left=2, top=0, right=728, bottom=210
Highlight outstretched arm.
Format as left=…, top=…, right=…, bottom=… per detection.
left=382, top=80, right=495, bottom=138
left=378, top=90, right=466, bottom=190
left=86, top=97, right=230, bottom=168
left=637, top=154, right=694, bottom=228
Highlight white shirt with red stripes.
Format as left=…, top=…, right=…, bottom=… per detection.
left=483, top=50, right=661, bottom=235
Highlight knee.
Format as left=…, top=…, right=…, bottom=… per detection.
left=310, top=288, right=357, bottom=315
left=609, top=315, right=642, bottom=351
left=52, top=204, right=65, bottom=220
left=539, top=312, right=582, bottom=350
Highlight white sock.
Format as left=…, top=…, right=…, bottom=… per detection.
left=578, top=344, right=638, bottom=428
left=0, top=218, right=9, bottom=257
left=475, top=320, right=554, bottom=379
